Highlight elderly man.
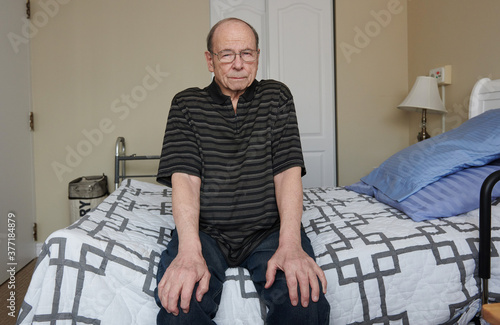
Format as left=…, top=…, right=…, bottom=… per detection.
left=155, top=17, right=330, bottom=324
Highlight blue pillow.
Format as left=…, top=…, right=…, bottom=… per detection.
left=348, top=163, right=500, bottom=221
left=345, top=181, right=374, bottom=196
left=361, top=109, right=500, bottom=201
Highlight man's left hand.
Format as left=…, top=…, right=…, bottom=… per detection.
left=264, top=244, right=327, bottom=308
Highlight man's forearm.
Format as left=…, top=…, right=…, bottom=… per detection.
left=269, top=166, right=327, bottom=307
left=158, top=173, right=210, bottom=315
left=171, top=172, right=202, bottom=253
left=273, top=166, right=303, bottom=247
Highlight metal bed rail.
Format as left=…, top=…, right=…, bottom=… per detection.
left=478, top=169, right=500, bottom=323
left=114, top=137, right=160, bottom=190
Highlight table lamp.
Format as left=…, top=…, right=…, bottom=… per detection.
left=398, top=76, right=447, bottom=141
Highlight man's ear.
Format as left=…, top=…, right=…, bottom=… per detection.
left=205, top=51, right=215, bottom=73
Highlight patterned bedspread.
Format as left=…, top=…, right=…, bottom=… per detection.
left=17, top=180, right=500, bottom=324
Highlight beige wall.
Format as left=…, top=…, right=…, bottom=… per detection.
left=31, top=1, right=500, bottom=242
left=31, top=0, right=210, bottom=242
left=407, top=0, right=500, bottom=144
left=336, top=0, right=409, bottom=185
left=337, top=0, right=500, bottom=184
left=31, top=0, right=410, bottom=242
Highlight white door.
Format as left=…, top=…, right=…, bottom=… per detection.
left=267, top=0, right=335, bottom=187
left=0, top=0, right=37, bottom=283
left=210, top=0, right=336, bottom=187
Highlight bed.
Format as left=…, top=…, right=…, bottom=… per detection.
left=17, top=78, right=500, bottom=325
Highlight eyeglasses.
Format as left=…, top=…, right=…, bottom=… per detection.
left=212, top=49, right=260, bottom=63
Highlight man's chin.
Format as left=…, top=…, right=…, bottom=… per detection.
left=228, top=79, right=251, bottom=89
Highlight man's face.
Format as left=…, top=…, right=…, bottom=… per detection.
left=205, top=20, right=259, bottom=99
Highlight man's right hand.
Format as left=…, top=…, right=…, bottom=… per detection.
left=157, top=251, right=211, bottom=316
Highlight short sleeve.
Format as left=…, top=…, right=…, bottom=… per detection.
left=156, top=96, right=202, bottom=187
left=271, top=85, right=306, bottom=177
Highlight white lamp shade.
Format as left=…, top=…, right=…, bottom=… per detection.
left=398, top=76, right=447, bottom=114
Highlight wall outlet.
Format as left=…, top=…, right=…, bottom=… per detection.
left=429, top=65, right=452, bottom=85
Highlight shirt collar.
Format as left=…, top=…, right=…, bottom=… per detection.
left=207, top=78, right=258, bottom=105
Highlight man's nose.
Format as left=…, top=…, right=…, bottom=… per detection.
left=232, top=54, right=244, bottom=69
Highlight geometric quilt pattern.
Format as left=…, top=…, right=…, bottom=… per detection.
left=17, top=180, right=500, bottom=325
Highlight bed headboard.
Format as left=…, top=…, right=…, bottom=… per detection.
left=469, top=78, right=500, bottom=118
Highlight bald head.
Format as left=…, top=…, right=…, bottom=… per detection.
left=206, top=18, right=259, bottom=53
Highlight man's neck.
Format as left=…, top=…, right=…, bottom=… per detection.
left=231, top=96, right=241, bottom=113
left=222, top=88, right=244, bottom=113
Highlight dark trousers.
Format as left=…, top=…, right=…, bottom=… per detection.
left=155, top=229, right=330, bottom=325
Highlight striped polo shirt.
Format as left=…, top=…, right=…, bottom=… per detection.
left=157, top=78, right=306, bottom=266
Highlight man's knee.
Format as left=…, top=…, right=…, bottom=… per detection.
left=156, top=287, right=219, bottom=325
left=262, top=281, right=330, bottom=325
